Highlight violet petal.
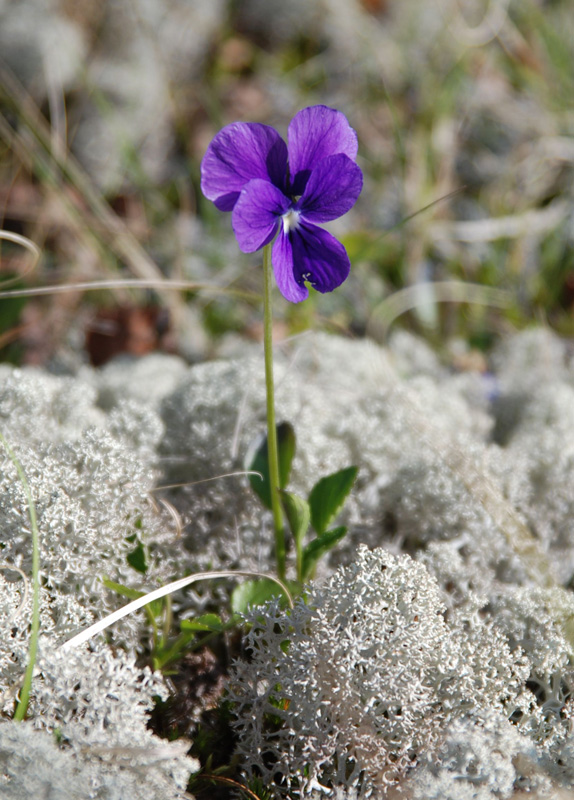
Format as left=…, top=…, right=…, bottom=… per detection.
left=272, top=221, right=351, bottom=303
left=232, top=179, right=288, bottom=253
left=272, top=231, right=309, bottom=303
left=296, top=154, right=363, bottom=223
left=292, top=221, right=351, bottom=293
left=201, top=122, right=288, bottom=211
left=288, top=106, right=359, bottom=196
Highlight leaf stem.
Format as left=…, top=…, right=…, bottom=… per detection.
left=262, top=243, right=286, bottom=579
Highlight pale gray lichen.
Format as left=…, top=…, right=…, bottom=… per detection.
left=3, top=326, right=574, bottom=798
left=0, top=365, right=198, bottom=797
left=0, top=627, right=198, bottom=799
left=155, top=328, right=570, bottom=615
left=0, top=368, right=105, bottom=445
left=229, top=547, right=528, bottom=798
left=488, top=586, right=574, bottom=750
left=404, top=712, right=548, bottom=800
left=490, top=383, right=574, bottom=583
left=30, top=641, right=198, bottom=797
left=0, top=368, right=180, bottom=649
left=0, top=720, right=94, bottom=800
left=0, top=715, right=197, bottom=800
left=0, top=599, right=198, bottom=799
left=157, top=331, right=516, bottom=583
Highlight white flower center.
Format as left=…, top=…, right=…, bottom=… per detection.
left=282, top=208, right=300, bottom=234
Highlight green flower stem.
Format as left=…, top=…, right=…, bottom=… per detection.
left=0, top=432, right=41, bottom=722
left=262, top=243, right=286, bottom=580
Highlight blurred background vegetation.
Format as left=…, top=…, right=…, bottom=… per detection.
left=0, top=0, right=573, bottom=370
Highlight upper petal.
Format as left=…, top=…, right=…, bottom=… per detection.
left=201, top=122, right=288, bottom=211
left=271, top=221, right=351, bottom=303
left=287, top=106, right=359, bottom=195
left=296, top=154, right=363, bottom=223
left=232, top=179, right=288, bottom=253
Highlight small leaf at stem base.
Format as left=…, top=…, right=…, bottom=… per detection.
left=302, top=526, right=348, bottom=581
left=245, top=421, right=296, bottom=509
left=308, top=465, right=358, bottom=535
left=231, top=579, right=285, bottom=614
left=279, top=490, right=311, bottom=581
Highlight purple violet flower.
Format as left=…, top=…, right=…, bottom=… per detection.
left=200, top=105, right=363, bottom=303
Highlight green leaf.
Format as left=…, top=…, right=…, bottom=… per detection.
left=231, top=578, right=283, bottom=615
left=245, top=422, right=296, bottom=510
left=102, top=578, right=144, bottom=600
left=180, top=613, right=225, bottom=633
left=302, top=526, right=348, bottom=582
left=308, top=465, right=358, bottom=535
left=102, top=577, right=162, bottom=618
left=279, top=490, right=310, bottom=582
left=153, top=630, right=197, bottom=671
left=127, top=540, right=147, bottom=574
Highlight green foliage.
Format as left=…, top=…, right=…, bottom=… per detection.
left=246, top=422, right=296, bottom=510
left=103, top=577, right=163, bottom=620
left=202, top=297, right=246, bottom=338
left=247, top=422, right=358, bottom=584
left=126, top=539, right=147, bottom=574
left=103, top=577, right=232, bottom=671
left=279, top=466, right=358, bottom=583
left=245, top=775, right=274, bottom=800
left=180, top=613, right=226, bottom=633
left=279, top=490, right=310, bottom=580
left=301, top=526, right=348, bottom=583
left=308, top=465, right=358, bottom=536
left=1, top=432, right=41, bottom=722
left=231, top=578, right=286, bottom=615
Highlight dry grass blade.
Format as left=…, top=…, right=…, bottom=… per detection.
left=0, top=65, right=185, bottom=316
left=151, top=470, right=263, bottom=492
left=0, top=230, right=41, bottom=287
left=61, top=569, right=294, bottom=650
left=430, top=200, right=570, bottom=243
left=369, top=280, right=511, bottom=340
left=0, top=279, right=258, bottom=302
left=446, top=0, right=510, bottom=47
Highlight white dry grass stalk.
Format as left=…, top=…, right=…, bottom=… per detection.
left=0, top=230, right=42, bottom=281
left=151, top=470, right=264, bottom=493
left=61, top=570, right=294, bottom=650
left=0, top=278, right=258, bottom=302
left=445, top=0, right=510, bottom=47
left=369, top=280, right=511, bottom=339
left=430, top=200, right=570, bottom=243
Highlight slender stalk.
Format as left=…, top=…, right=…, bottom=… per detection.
left=0, top=433, right=41, bottom=721
left=262, top=244, right=286, bottom=579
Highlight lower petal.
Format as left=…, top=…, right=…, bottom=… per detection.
left=232, top=179, right=288, bottom=253
left=271, top=222, right=351, bottom=303
left=272, top=232, right=308, bottom=303
left=291, top=222, right=351, bottom=294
